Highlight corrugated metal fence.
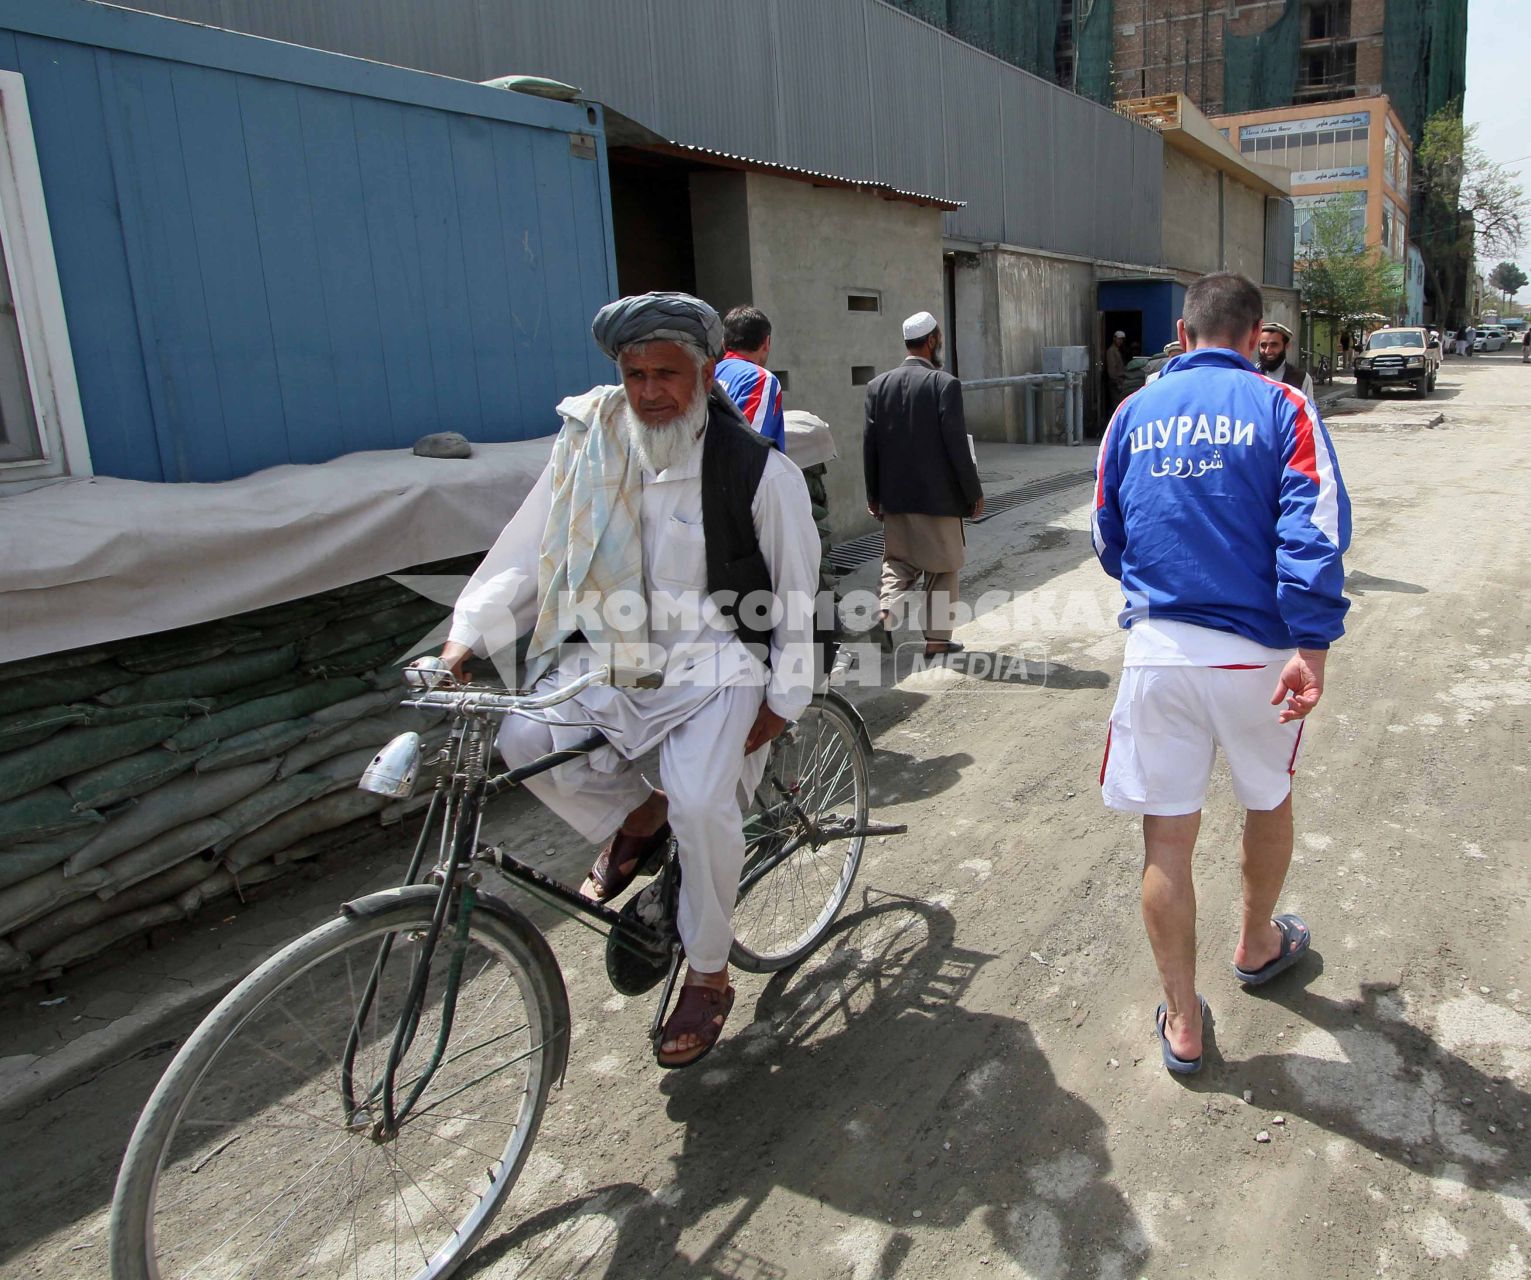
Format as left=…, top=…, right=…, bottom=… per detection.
left=119, top=0, right=1163, bottom=266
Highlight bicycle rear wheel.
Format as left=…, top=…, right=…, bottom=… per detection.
left=730, top=692, right=869, bottom=972
left=109, top=891, right=566, bottom=1280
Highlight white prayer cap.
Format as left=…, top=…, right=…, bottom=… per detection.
left=1113, top=330, right=1126, bottom=339
left=902, top=311, right=938, bottom=341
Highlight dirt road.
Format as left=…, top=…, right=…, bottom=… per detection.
left=3, top=352, right=1528, bottom=1279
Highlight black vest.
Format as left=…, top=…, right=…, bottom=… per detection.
left=700, top=391, right=775, bottom=661
left=1279, top=361, right=1307, bottom=390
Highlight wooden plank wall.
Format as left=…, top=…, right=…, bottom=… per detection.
left=0, top=23, right=615, bottom=482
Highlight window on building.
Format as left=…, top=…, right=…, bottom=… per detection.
left=1384, top=131, right=1398, bottom=189
left=0, top=70, right=87, bottom=481
left=846, top=292, right=881, bottom=313
left=850, top=366, right=875, bottom=386
left=1293, top=193, right=1367, bottom=255
left=1303, top=0, right=1352, bottom=41
left=1240, top=116, right=1369, bottom=180
left=775, top=370, right=790, bottom=392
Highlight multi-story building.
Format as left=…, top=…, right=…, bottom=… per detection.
left=1212, top=95, right=1412, bottom=267
left=1101, top=0, right=1463, bottom=147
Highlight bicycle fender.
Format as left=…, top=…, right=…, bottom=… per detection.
left=819, top=687, right=873, bottom=756
left=340, top=884, right=440, bottom=920
left=340, top=884, right=573, bottom=1087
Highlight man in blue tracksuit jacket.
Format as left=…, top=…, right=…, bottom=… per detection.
left=1092, top=272, right=1351, bottom=1074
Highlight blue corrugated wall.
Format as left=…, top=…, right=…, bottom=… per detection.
left=0, top=1, right=618, bottom=482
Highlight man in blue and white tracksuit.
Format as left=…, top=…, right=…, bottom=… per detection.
left=1092, top=272, right=1352, bottom=1075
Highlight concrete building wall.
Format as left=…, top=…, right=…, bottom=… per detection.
left=1159, top=144, right=1273, bottom=284
left=738, top=174, right=944, bottom=540
left=961, top=247, right=1097, bottom=446
left=689, top=172, right=753, bottom=311
left=1224, top=180, right=1269, bottom=282
left=1162, top=147, right=1223, bottom=275
left=1261, top=286, right=1301, bottom=335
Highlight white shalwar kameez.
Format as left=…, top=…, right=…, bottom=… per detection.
left=449, top=431, right=819, bottom=972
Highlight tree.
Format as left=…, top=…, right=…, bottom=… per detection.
left=1297, top=194, right=1406, bottom=337
left=1488, top=260, right=1528, bottom=304
left=1415, top=102, right=1527, bottom=327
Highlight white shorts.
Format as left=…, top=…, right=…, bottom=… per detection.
left=1101, top=665, right=1305, bottom=816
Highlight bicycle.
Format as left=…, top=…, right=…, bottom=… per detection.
left=108, top=662, right=897, bottom=1279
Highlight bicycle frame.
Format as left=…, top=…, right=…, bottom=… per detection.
left=341, top=670, right=895, bottom=1131
left=340, top=697, right=679, bottom=1134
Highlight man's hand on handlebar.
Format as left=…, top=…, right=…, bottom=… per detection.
left=433, top=643, right=472, bottom=683
left=744, top=704, right=788, bottom=755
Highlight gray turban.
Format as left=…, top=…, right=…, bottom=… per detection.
left=591, top=291, right=723, bottom=362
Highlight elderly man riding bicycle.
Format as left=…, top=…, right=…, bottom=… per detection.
left=436, top=292, right=820, bottom=1069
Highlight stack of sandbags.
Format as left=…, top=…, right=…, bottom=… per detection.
left=0, top=559, right=474, bottom=983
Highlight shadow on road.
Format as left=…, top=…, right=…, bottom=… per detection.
left=466, top=896, right=1150, bottom=1279
left=1343, top=570, right=1428, bottom=595
left=1190, top=961, right=1530, bottom=1200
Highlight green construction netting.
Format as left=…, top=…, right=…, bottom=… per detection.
left=1382, top=0, right=1468, bottom=145
left=1073, top=0, right=1114, bottom=105
left=888, top=0, right=1065, bottom=82
left=1222, top=0, right=1300, bottom=115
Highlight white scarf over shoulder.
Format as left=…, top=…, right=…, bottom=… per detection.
left=523, top=386, right=650, bottom=683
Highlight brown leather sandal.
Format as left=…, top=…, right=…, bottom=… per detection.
left=655, top=982, right=735, bottom=1070
left=582, top=823, right=671, bottom=903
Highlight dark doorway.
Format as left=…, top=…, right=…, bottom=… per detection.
left=607, top=151, right=696, bottom=296
left=1101, top=309, right=1144, bottom=361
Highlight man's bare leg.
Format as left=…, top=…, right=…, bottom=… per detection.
left=1232, top=793, right=1294, bottom=974
left=579, top=790, right=669, bottom=901
left=621, top=789, right=668, bottom=837
left=1142, top=811, right=1203, bottom=1061
left=660, top=964, right=731, bottom=1058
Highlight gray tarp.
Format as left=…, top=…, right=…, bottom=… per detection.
left=0, top=440, right=553, bottom=664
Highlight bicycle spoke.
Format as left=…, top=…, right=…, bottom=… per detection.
left=128, top=905, right=557, bottom=1280
left=733, top=701, right=867, bottom=968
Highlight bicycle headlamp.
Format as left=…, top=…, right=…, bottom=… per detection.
left=359, top=732, right=423, bottom=798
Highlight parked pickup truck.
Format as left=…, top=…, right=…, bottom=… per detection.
left=1354, top=327, right=1441, bottom=398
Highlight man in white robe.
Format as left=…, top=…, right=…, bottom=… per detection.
left=436, top=292, right=819, bottom=1068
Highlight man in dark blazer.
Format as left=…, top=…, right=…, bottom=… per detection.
left=863, top=311, right=984, bottom=657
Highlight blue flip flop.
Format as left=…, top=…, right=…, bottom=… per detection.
left=1233, top=913, right=1311, bottom=986
left=1155, top=994, right=1209, bottom=1075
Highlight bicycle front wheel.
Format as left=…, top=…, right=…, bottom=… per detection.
left=731, top=692, right=869, bottom=972
left=110, top=892, right=566, bottom=1280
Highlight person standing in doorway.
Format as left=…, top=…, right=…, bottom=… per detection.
left=1522, top=328, right=1529, bottom=363
left=1338, top=328, right=1351, bottom=370
left=864, top=311, right=984, bottom=657
left=1092, top=272, right=1351, bottom=1075
left=1104, top=329, right=1128, bottom=415
left=714, top=306, right=786, bottom=452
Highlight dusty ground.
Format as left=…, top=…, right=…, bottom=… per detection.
left=2, top=350, right=1529, bottom=1279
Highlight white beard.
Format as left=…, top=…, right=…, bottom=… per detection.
left=625, top=381, right=709, bottom=475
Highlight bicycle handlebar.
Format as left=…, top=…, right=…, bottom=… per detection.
left=398, top=661, right=662, bottom=717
